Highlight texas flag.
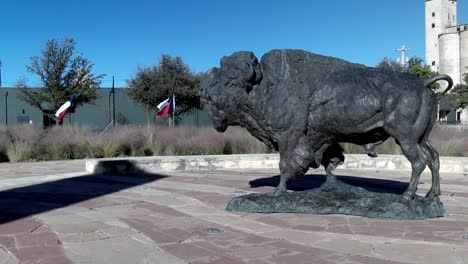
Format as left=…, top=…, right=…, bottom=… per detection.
left=55, top=97, right=75, bottom=122
left=156, top=96, right=175, bottom=118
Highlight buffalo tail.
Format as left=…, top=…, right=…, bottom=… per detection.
left=424, top=74, right=453, bottom=99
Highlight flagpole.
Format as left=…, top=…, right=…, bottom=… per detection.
left=172, top=94, right=175, bottom=128
left=112, top=76, right=116, bottom=126
left=172, top=77, right=176, bottom=128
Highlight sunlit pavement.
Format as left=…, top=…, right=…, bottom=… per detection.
left=0, top=160, right=467, bottom=264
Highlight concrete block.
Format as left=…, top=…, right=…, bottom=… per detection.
left=251, top=160, right=265, bottom=168
left=344, top=161, right=359, bottom=169
left=375, top=160, right=389, bottom=169
left=263, top=159, right=279, bottom=168
left=238, top=160, right=253, bottom=169
left=360, top=160, right=375, bottom=169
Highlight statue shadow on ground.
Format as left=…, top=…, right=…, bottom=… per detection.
left=249, top=174, right=408, bottom=195
left=225, top=173, right=445, bottom=220
left=0, top=160, right=168, bottom=225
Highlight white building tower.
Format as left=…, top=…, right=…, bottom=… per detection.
left=425, top=0, right=468, bottom=123
left=425, top=0, right=458, bottom=73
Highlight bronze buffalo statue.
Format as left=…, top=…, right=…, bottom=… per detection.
left=200, top=49, right=453, bottom=199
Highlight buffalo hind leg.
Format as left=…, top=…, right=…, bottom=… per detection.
left=420, top=140, right=441, bottom=198
left=322, top=143, right=346, bottom=188
left=399, top=140, right=428, bottom=198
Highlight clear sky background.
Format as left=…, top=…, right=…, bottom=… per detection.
left=1, top=0, right=467, bottom=87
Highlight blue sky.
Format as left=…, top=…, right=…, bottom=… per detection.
left=1, top=0, right=467, bottom=87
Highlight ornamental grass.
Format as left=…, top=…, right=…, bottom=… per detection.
left=0, top=124, right=466, bottom=162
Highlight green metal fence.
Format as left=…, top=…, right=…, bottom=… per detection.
left=0, top=88, right=213, bottom=131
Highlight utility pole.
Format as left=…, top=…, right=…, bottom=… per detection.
left=5, top=91, right=8, bottom=126
left=395, top=45, right=411, bottom=66
left=112, top=76, right=116, bottom=126
left=108, top=91, right=112, bottom=124
left=1, top=59, right=4, bottom=126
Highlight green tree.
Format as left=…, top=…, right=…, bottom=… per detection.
left=376, top=57, right=405, bottom=72
left=17, top=38, right=104, bottom=118
left=449, top=71, right=468, bottom=110
left=376, top=56, right=439, bottom=89
left=406, top=57, right=438, bottom=79
left=127, top=54, right=200, bottom=127
left=126, top=65, right=160, bottom=127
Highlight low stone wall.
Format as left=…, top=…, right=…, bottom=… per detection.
left=86, top=154, right=468, bottom=175
left=343, top=155, right=468, bottom=174
left=86, top=154, right=280, bottom=175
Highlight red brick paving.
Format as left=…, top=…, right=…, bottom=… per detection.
left=0, top=160, right=467, bottom=263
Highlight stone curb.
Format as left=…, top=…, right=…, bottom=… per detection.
left=85, top=154, right=468, bottom=175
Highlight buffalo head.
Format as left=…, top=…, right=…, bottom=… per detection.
left=200, top=51, right=262, bottom=132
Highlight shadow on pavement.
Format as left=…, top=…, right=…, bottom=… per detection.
left=249, top=174, right=409, bottom=194
left=0, top=160, right=168, bottom=225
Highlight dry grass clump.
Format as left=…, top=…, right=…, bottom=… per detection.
left=95, top=125, right=146, bottom=157
left=153, top=126, right=228, bottom=155
left=0, top=125, right=40, bottom=162
left=6, top=141, right=34, bottom=162
left=38, top=125, right=94, bottom=160
left=429, top=126, right=468, bottom=157
left=342, top=125, right=468, bottom=157
left=222, top=127, right=272, bottom=154
left=376, top=138, right=402, bottom=155
left=0, top=124, right=273, bottom=162
left=0, top=127, right=11, bottom=162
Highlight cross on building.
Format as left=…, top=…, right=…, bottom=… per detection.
left=395, top=45, right=411, bottom=65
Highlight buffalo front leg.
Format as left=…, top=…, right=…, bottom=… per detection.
left=273, top=138, right=312, bottom=196
left=274, top=177, right=288, bottom=196
left=273, top=159, right=292, bottom=196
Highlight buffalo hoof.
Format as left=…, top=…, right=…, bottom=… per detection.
left=321, top=178, right=350, bottom=191
left=272, top=187, right=286, bottom=196
left=402, top=191, right=415, bottom=200
left=425, top=190, right=440, bottom=200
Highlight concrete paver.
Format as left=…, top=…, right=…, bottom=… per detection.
left=0, top=160, right=467, bottom=263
